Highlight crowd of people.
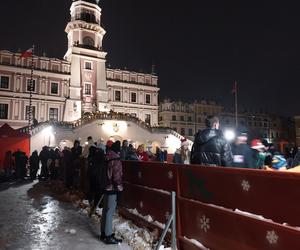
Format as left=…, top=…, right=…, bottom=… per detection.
left=1, top=115, right=300, bottom=245
left=0, top=137, right=171, bottom=244
left=189, top=115, right=300, bottom=171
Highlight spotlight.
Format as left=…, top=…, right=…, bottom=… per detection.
left=224, top=129, right=236, bottom=142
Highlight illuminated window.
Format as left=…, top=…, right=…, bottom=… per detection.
left=51, top=82, right=59, bottom=94
left=85, top=61, right=92, bottom=70
left=0, top=103, right=8, bottom=119
left=145, top=94, right=151, bottom=104
left=25, top=106, right=36, bottom=120
left=52, top=64, right=59, bottom=72
left=49, top=108, right=58, bottom=121
left=27, top=79, right=36, bottom=92
left=0, top=76, right=9, bottom=89
left=131, top=92, right=137, bottom=103
left=1, top=57, right=10, bottom=64
left=115, top=90, right=121, bottom=101
left=85, top=83, right=92, bottom=95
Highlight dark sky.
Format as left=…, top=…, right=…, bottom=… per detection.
left=0, top=0, right=299, bottom=116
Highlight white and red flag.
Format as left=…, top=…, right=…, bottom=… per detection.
left=20, top=48, right=33, bottom=59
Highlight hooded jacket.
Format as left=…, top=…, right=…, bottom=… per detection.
left=105, top=150, right=123, bottom=193
left=191, top=128, right=233, bottom=167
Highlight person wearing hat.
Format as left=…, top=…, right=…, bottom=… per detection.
left=251, top=139, right=266, bottom=169
left=271, top=155, right=287, bottom=170
left=173, top=138, right=191, bottom=164
left=106, top=140, right=114, bottom=152
left=232, top=130, right=255, bottom=168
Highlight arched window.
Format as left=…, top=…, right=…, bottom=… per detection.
left=83, top=36, right=94, bottom=46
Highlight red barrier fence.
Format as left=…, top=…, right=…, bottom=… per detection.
left=120, top=161, right=300, bottom=250
left=177, top=165, right=300, bottom=227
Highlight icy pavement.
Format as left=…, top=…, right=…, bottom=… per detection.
left=0, top=180, right=132, bottom=250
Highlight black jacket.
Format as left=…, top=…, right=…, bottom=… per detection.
left=231, top=143, right=255, bottom=168
left=191, top=129, right=233, bottom=166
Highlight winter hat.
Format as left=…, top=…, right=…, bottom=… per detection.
left=106, top=140, right=114, bottom=148
left=272, top=155, right=287, bottom=169
left=181, top=138, right=189, bottom=147
left=251, top=139, right=265, bottom=150
left=236, top=126, right=248, bottom=137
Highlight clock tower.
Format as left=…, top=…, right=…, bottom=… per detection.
left=64, top=0, right=109, bottom=121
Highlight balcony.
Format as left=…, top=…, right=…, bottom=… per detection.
left=72, top=13, right=99, bottom=25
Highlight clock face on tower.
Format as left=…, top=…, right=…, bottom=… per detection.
left=85, top=72, right=93, bottom=81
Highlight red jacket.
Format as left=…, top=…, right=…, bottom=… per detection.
left=137, top=151, right=149, bottom=161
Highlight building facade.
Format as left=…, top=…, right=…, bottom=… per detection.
left=0, top=0, right=159, bottom=129
left=159, top=99, right=223, bottom=140
left=220, top=111, right=283, bottom=142
left=159, top=99, right=294, bottom=148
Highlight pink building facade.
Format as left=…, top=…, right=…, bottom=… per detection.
left=0, top=0, right=159, bottom=128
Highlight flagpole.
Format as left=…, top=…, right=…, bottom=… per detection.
left=235, top=81, right=238, bottom=127
left=28, top=45, right=35, bottom=135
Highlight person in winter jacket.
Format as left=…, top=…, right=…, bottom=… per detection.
left=126, top=144, right=139, bottom=161
left=173, top=139, right=191, bottom=164
left=191, top=116, right=233, bottom=166
left=101, top=141, right=123, bottom=245
left=137, top=144, right=149, bottom=161
left=62, top=147, right=73, bottom=188
left=82, top=136, right=94, bottom=159
left=251, top=139, right=266, bottom=169
left=231, top=131, right=255, bottom=168
left=39, top=146, right=49, bottom=179
left=87, top=144, right=105, bottom=214
left=120, top=140, right=129, bottom=160
left=71, top=140, right=82, bottom=188
left=29, top=151, right=39, bottom=180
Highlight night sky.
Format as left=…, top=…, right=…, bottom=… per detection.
left=0, top=0, right=299, bottom=116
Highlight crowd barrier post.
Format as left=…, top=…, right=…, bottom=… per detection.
left=155, top=191, right=177, bottom=250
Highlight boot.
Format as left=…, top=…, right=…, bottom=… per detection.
left=103, top=234, right=122, bottom=244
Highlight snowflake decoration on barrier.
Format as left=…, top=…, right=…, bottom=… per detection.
left=198, top=215, right=210, bottom=233
left=138, top=171, right=142, bottom=179
left=168, top=171, right=174, bottom=179
left=139, top=201, right=144, bottom=209
left=266, top=230, right=278, bottom=244
left=241, top=179, right=251, bottom=192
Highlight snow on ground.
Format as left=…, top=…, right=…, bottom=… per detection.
left=0, top=180, right=132, bottom=250
left=78, top=201, right=171, bottom=250
left=234, top=209, right=273, bottom=222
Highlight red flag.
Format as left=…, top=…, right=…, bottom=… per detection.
left=20, top=48, right=33, bottom=59
left=232, top=81, right=237, bottom=94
